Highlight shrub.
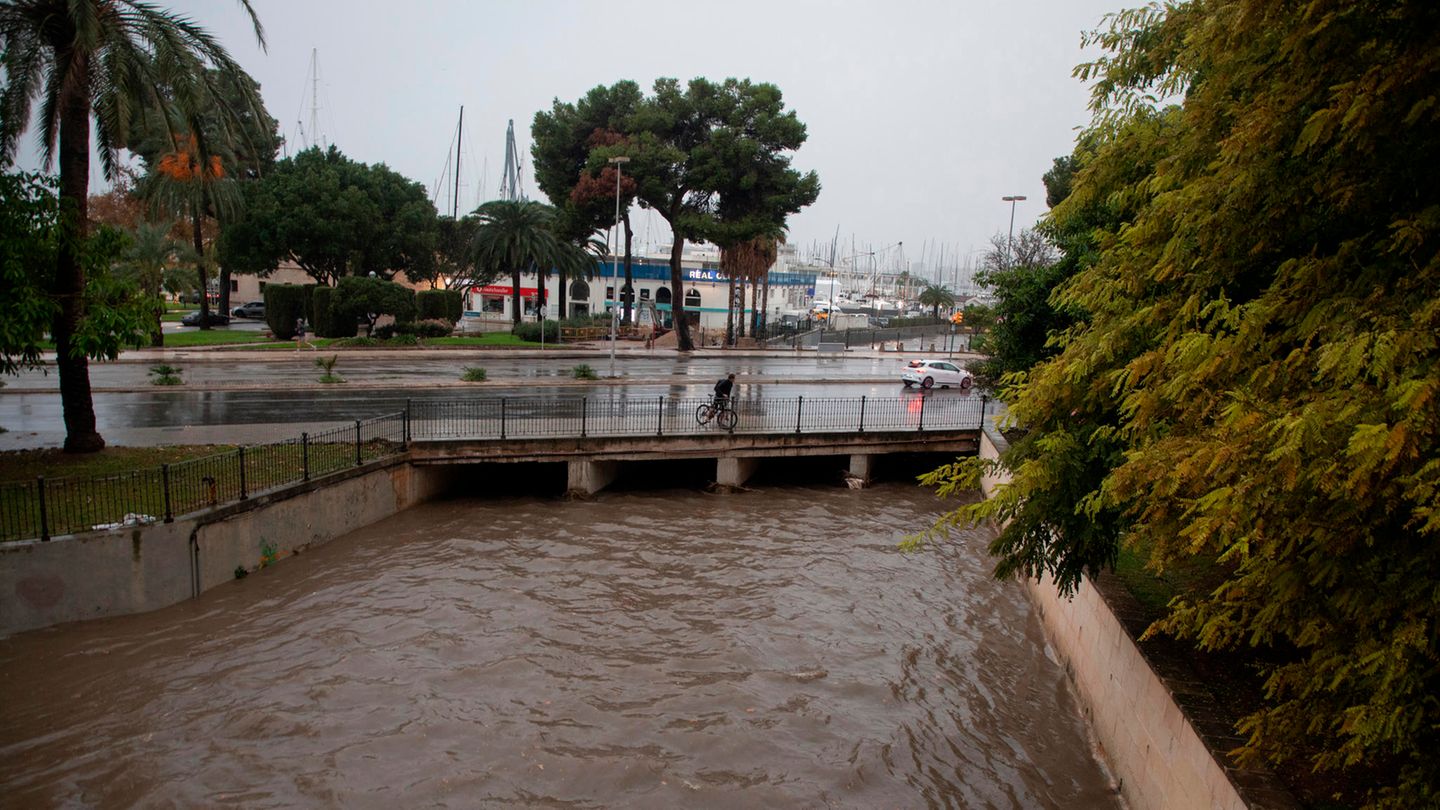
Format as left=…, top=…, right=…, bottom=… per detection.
left=149, top=364, right=182, bottom=385
left=461, top=366, right=487, bottom=382
left=386, top=333, right=420, bottom=346
left=334, top=276, right=416, bottom=336
left=315, top=354, right=344, bottom=383
left=333, top=336, right=380, bottom=348
left=264, top=284, right=309, bottom=339
left=416, top=289, right=463, bottom=323
left=511, top=320, right=560, bottom=342
left=571, top=363, right=598, bottom=380
left=311, top=286, right=357, bottom=339
left=407, top=318, right=453, bottom=338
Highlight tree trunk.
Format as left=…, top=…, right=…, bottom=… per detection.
left=535, top=262, right=545, bottom=323
left=668, top=233, right=693, bottom=351
left=754, top=270, right=766, bottom=334
left=557, top=265, right=567, bottom=320
left=219, top=265, right=232, bottom=315
left=623, top=214, right=634, bottom=325
left=511, top=267, right=522, bottom=325
left=725, top=270, right=736, bottom=346
left=193, top=206, right=210, bottom=330
left=760, top=271, right=771, bottom=338
left=54, top=61, right=105, bottom=453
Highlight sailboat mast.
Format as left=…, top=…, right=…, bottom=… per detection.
left=453, top=106, right=463, bottom=218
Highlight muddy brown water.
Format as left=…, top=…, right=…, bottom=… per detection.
left=1, top=483, right=1117, bottom=808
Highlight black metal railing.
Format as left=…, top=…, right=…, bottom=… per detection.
left=409, top=394, right=987, bottom=442
left=0, top=394, right=982, bottom=544
left=0, top=413, right=407, bottom=543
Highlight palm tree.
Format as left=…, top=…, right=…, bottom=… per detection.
left=918, top=283, right=956, bottom=319
left=121, top=222, right=180, bottom=346
left=141, top=132, right=242, bottom=330
left=0, top=0, right=266, bottom=452
left=470, top=200, right=596, bottom=326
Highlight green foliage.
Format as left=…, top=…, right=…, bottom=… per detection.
left=461, top=366, right=487, bottom=382
left=314, top=354, right=343, bottom=383
left=148, top=364, right=182, bottom=385
left=416, top=289, right=462, bottom=323
left=511, top=320, right=560, bottom=342
left=0, top=172, right=59, bottom=375
left=471, top=199, right=596, bottom=325
left=333, top=275, right=416, bottom=337
left=310, top=285, right=356, bottom=339
left=219, top=146, right=439, bottom=285
left=934, top=2, right=1440, bottom=804
left=916, top=284, right=955, bottom=318
left=263, top=283, right=308, bottom=339
left=571, top=364, right=598, bottom=380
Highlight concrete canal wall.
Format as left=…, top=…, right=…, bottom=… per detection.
left=0, top=460, right=454, bottom=637
left=979, top=426, right=1292, bottom=810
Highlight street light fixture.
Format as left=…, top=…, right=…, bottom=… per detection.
left=1001, top=195, right=1027, bottom=260
left=608, top=155, right=631, bottom=378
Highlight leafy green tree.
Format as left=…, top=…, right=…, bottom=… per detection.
left=0, top=0, right=266, bottom=451
left=470, top=200, right=593, bottom=326
left=627, top=77, right=818, bottom=350
left=917, top=283, right=955, bottom=318
left=220, top=146, right=438, bottom=285
left=972, top=229, right=1062, bottom=385
left=333, top=275, right=415, bottom=337
left=118, top=221, right=180, bottom=346
left=424, top=213, right=489, bottom=291
left=929, top=2, right=1440, bottom=804
left=532, top=81, right=642, bottom=319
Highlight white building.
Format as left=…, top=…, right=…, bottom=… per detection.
left=464, top=248, right=818, bottom=331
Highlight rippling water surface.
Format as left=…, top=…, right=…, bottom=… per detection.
left=1, top=483, right=1116, bottom=808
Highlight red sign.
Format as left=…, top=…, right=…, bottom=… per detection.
left=475, top=285, right=542, bottom=297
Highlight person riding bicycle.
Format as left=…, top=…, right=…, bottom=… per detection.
left=713, top=373, right=736, bottom=409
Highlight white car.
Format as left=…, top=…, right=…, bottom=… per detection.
left=902, top=359, right=974, bottom=389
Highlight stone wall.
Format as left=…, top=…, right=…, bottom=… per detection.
left=978, top=425, right=1293, bottom=809
left=1, top=460, right=453, bottom=637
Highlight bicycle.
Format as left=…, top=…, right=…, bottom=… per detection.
left=695, top=397, right=738, bottom=430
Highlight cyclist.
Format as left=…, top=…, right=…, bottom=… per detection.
left=713, top=373, right=735, bottom=408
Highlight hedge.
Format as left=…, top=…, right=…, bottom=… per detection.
left=311, top=286, right=357, bottom=338
left=417, top=289, right=463, bottom=323
left=263, top=284, right=309, bottom=339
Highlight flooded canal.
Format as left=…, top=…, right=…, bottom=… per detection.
left=0, top=482, right=1116, bottom=808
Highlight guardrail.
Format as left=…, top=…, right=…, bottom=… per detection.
left=0, top=413, right=407, bottom=543
left=1, top=394, right=987, bottom=543
left=409, top=394, right=988, bottom=441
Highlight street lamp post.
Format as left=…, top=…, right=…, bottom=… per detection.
left=1001, top=195, right=1027, bottom=261
left=608, top=155, right=630, bottom=377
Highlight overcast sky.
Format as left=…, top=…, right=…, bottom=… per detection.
left=16, top=0, right=1123, bottom=277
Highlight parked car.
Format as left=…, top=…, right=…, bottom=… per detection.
left=901, top=359, right=973, bottom=389
left=231, top=301, right=265, bottom=319
left=180, top=311, right=230, bottom=327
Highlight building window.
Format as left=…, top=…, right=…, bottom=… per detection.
left=684, top=289, right=702, bottom=308
left=606, top=286, right=615, bottom=301
left=570, top=279, right=590, bottom=301
left=229, top=280, right=239, bottom=293
left=639, top=288, right=651, bottom=301
left=481, top=295, right=505, bottom=314
left=656, top=286, right=672, bottom=304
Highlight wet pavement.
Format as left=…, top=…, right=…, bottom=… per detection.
left=1, top=348, right=988, bottom=450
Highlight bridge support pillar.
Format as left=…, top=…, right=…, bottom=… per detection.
left=567, top=460, right=619, bottom=498
left=847, top=454, right=875, bottom=488
left=716, top=457, right=759, bottom=491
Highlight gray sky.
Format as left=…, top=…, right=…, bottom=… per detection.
left=16, top=0, right=1122, bottom=277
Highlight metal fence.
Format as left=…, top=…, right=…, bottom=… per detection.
left=1, top=395, right=983, bottom=543
left=0, top=413, right=407, bottom=543
left=409, top=394, right=987, bottom=442
left=763, top=321, right=953, bottom=349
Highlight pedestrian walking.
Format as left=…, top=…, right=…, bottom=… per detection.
left=295, top=317, right=315, bottom=351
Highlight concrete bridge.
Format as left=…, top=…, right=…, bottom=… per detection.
left=406, top=394, right=985, bottom=496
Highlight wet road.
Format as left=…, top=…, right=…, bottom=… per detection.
left=1, top=353, right=990, bottom=448
left=0, top=483, right=1115, bottom=808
